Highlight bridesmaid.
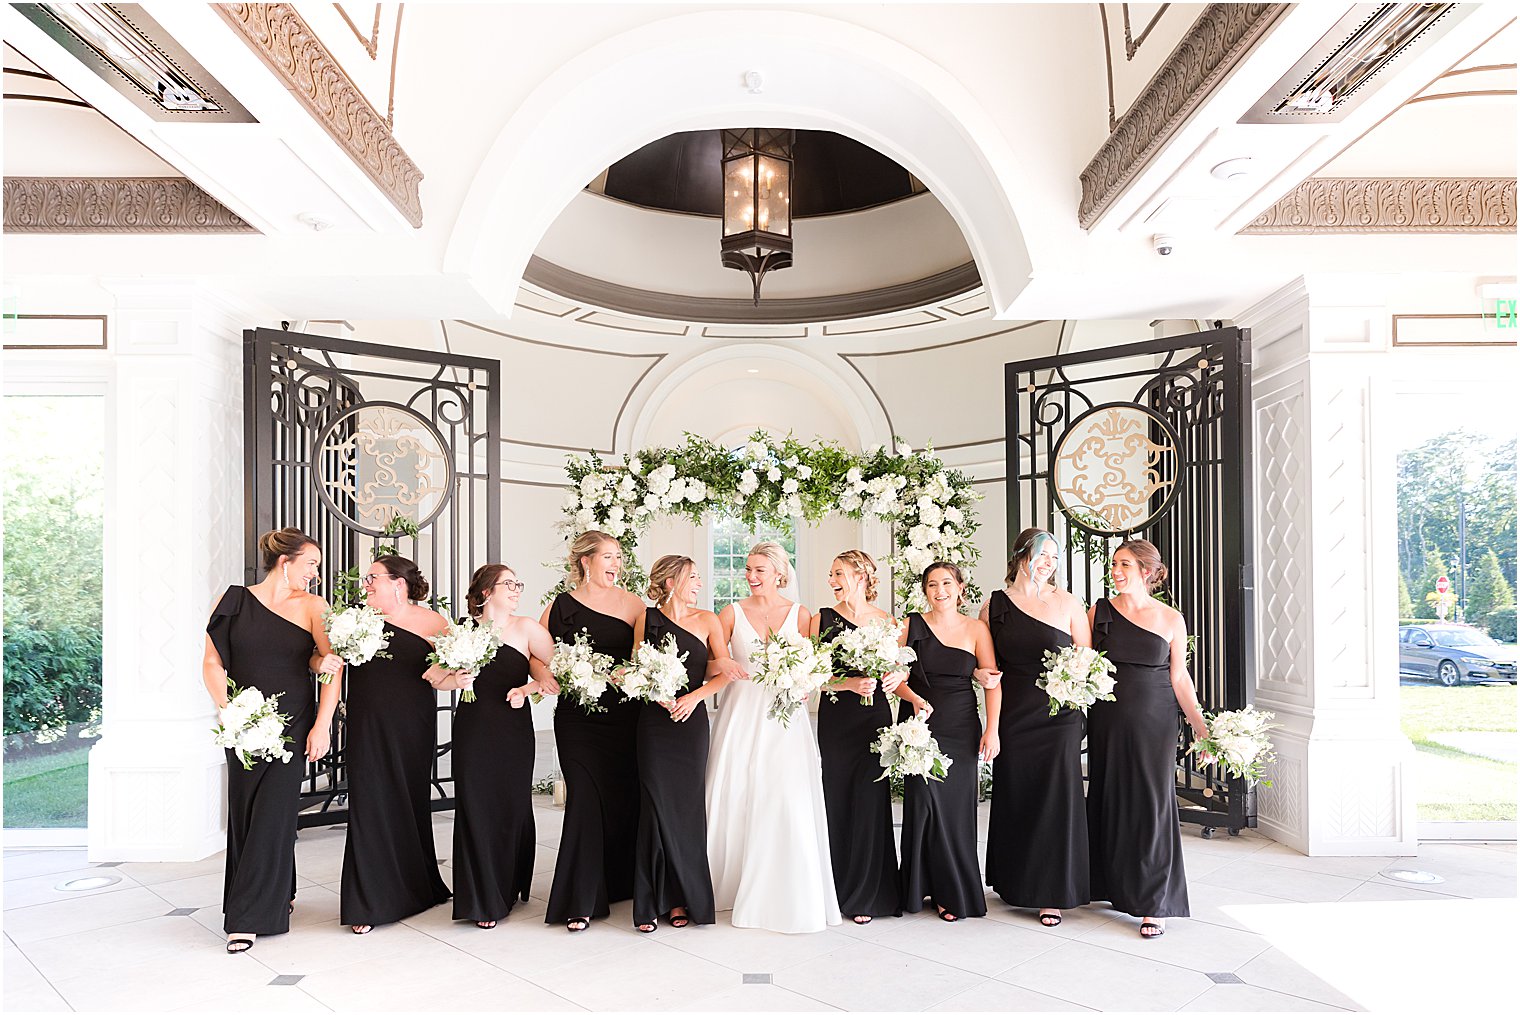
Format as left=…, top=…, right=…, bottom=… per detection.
left=425, top=564, right=556, bottom=929
left=632, top=554, right=732, bottom=933
left=897, top=562, right=1001, bottom=922
left=807, top=549, right=903, bottom=924
left=340, top=555, right=452, bottom=933
left=1086, top=539, right=1210, bottom=938
left=204, top=527, right=343, bottom=953
left=982, top=528, right=1093, bottom=927
left=539, top=530, right=646, bottom=932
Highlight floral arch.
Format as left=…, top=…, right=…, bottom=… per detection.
left=555, top=431, right=982, bottom=611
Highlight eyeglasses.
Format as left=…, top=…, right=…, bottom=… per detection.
left=360, top=572, right=393, bottom=586
left=495, top=579, right=525, bottom=593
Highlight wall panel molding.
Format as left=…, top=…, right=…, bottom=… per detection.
left=1240, top=177, right=1517, bottom=233
left=3, top=177, right=254, bottom=233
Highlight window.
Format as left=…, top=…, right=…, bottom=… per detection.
left=3, top=395, right=105, bottom=829
left=709, top=513, right=796, bottom=613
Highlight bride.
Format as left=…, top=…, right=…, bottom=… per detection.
left=706, top=541, right=842, bottom=933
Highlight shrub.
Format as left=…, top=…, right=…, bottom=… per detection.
left=2, top=621, right=102, bottom=736
left=1485, top=607, right=1517, bottom=643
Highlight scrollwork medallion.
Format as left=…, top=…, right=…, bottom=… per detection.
left=1050, top=403, right=1184, bottom=536
left=312, top=402, right=453, bottom=536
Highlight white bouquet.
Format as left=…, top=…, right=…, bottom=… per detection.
left=426, top=618, right=504, bottom=703
left=749, top=631, right=834, bottom=728
left=1191, top=706, right=1278, bottom=786
left=1036, top=645, right=1118, bottom=716
left=826, top=618, right=915, bottom=707
left=617, top=634, right=690, bottom=705
left=871, top=714, right=952, bottom=783
left=549, top=630, right=618, bottom=714
left=212, top=680, right=295, bottom=771
left=322, top=604, right=391, bottom=677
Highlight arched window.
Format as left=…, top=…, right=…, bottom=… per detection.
left=709, top=513, right=796, bottom=613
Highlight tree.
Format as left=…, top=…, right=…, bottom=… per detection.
left=1414, top=548, right=1449, bottom=620
left=1396, top=570, right=1416, bottom=619
left=1397, top=430, right=1517, bottom=593
left=1467, top=549, right=1516, bottom=631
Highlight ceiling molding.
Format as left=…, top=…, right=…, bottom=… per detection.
left=3, top=176, right=255, bottom=233
left=523, top=256, right=982, bottom=326
left=1079, top=3, right=1288, bottom=228
left=1239, top=177, right=1517, bottom=234
left=213, top=2, right=423, bottom=226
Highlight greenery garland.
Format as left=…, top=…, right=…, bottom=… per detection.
left=552, top=430, right=982, bottom=612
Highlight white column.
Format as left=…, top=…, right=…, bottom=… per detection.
left=87, top=280, right=250, bottom=861
left=1239, top=276, right=1417, bottom=856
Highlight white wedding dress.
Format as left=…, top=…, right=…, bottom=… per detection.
left=706, top=600, right=842, bottom=933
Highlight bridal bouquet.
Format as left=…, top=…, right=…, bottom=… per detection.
left=426, top=618, right=503, bottom=703
left=1190, top=706, right=1278, bottom=786
left=322, top=604, right=391, bottom=677
left=1036, top=645, right=1118, bottom=716
left=549, top=631, right=619, bottom=714
left=212, top=680, right=295, bottom=770
left=749, top=631, right=834, bottom=728
left=826, top=618, right=916, bottom=707
left=871, top=714, right=952, bottom=783
left=617, top=634, right=689, bottom=705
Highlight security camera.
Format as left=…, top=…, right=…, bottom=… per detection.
left=1152, top=234, right=1175, bottom=256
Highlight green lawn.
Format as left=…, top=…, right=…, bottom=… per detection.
left=1400, top=684, right=1516, bottom=822
left=3, top=741, right=91, bottom=827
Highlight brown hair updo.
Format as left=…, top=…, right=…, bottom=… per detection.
left=921, top=560, right=967, bottom=607
left=566, top=530, right=617, bottom=589
left=647, top=554, right=695, bottom=604
left=258, top=527, right=317, bottom=572
left=373, top=555, right=429, bottom=602
left=748, top=541, right=793, bottom=589
left=1006, top=527, right=1059, bottom=586
left=1116, top=538, right=1168, bottom=592
left=835, top=549, right=880, bottom=602
left=466, top=563, right=512, bottom=618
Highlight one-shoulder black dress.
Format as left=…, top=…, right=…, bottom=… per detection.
left=340, top=623, right=451, bottom=926
left=985, top=591, right=1090, bottom=909
left=208, top=586, right=315, bottom=936
left=1086, top=598, right=1189, bottom=918
left=899, top=613, right=987, bottom=919
left=451, top=642, right=537, bottom=923
left=545, top=593, right=639, bottom=924
left=633, top=608, right=715, bottom=927
left=817, top=607, right=902, bottom=919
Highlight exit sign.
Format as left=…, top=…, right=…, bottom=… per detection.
left=1495, top=299, right=1517, bottom=329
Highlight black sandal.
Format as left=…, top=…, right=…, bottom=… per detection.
left=1039, top=912, right=1063, bottom=927
left=476, top=920, right=497, bottom=929
left=351, top=924, right=372, bottom=935
left=1139, top=920, right=1164, bottom=938
left=936, top=907, right=958, bottom=923
left=225, top=935, right=255, bottom=953
left=566, top=918, right=589, bottom=933
left=636, top=920, right=657, bottom=933
left=852, top=915, right=873, bottom=925
left=670, top=911, right=690, bottom=928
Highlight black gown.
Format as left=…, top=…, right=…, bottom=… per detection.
left=985, top=591, right=1090, bottom=909
left=451, top=643, right=537, bottom=923
left=633, top=608, right=715, bottom=927
left=816, top=608, right=902, bottom=918
left=208, top=586, right=314, bottom=936
left=1086, top=598, right=1189, bottom=918
left=899, top=613, right=987, bottom=919
left=340, top=623, right=451, bottom=926
left=545, top=593, right=639, bottom=924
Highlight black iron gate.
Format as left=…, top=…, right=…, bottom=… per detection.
left=1004, top=326, right=1255, bottom=834
left=243, top=326, right=500, bottom=827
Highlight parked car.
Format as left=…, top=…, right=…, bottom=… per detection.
left=1399, top=624, right=1518, bottom=687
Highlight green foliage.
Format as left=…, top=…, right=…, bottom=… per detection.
left=332, top=515, right=423, bottom=608
left=1398, top=429, right=1517, bottom=600
left=1414, top=548, right=1449, bottom=620
left=1466, top=549, right=1515, bottom=628
left=552, top=431, right=982, bottom=612
left=1396, top=570, right=1416, bottom=619
left=1486, top=607, right=1517, bottom=643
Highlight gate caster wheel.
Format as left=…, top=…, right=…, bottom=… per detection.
left=1200, top=826, right=1216, bottom=839
left=1228, top=827, right=1241, bottom=837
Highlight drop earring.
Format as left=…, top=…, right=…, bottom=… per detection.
left=282, top=563, right=291, bottom=589
left=395, top=586, right=403, bottom=606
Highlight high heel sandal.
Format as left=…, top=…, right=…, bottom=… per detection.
left=476, top=920, right=497, bottom=929
left=936, top=906, right=958, bottom=923
left=1139, top=920, right=1164, bottom=938
left=566, top=917, right=589, bottom=933
left=636, top=919, right=657, bottom=933
left=225, top=934, right=255, bottom=954
left=1038, top=911, right=1062, bottom=927
left=351, top=924, right=372, bottom=935
left=852, top=915, right=873, bottom=925
left=669, top=910, right=690, bottom=929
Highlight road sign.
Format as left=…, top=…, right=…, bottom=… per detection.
left=1436, top=576, right=1451, bottom=595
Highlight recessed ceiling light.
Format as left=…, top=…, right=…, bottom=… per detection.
left=296, top=212, right=332, bottom=232
left=1381, top=869, right=1444, bottom=884
left=1210, top=158, right=1255, bottom=182
left=746, top=368, right=760, bottom=374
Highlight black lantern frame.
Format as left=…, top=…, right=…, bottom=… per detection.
left=720, top=128, right=794, bottom=304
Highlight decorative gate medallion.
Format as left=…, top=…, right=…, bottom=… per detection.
left=1050, top=403, right=1182, bottom=536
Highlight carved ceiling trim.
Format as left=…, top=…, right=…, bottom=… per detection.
left=1080, top=3, right=1288, bottom=228
left=1239, top=177, right=1517, bottom=234
left=3, top=176, right=255, bottom=233
left=214, top=3, right=423, bottom=226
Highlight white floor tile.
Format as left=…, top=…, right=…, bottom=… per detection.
left=3, top=886, right=176, bottom=942
left=1184, top=881, right=1310, bottom=933
left=1198, top=859, right=1364, bottom=903
left=1076, top=909, right=1270, bottom=973
left=996, top=939, right=1214, bottom=1011
left=144, top=871, right=231, bottom=910
left=872, top=912, right=1063, bottom=976
left=47, top=943, right=279, bottom=1011
left=168, top=985, right=336, bottom=1013
left=2, top=983, right=73, bottom=1012
left=1247, top=843, right=1392, bottom=881
left=653, top=915, right=854, bottom=974
left=1179, top=983, right=1352, bottom=1011
left=516, top=936, right=737, bottom=1011
left=927, top=979, right=1095, bottom=1012
left=117, top=854, right=228, bottom=886
left=296, top=945, right=536, bottom=1012
left=982, top=900, right=1127, bottom=940
left=1234, top=948, right=1364, bottom=1010
left=16, top=912, right=222, bottom=981
left=773, top=939, right=984, bottom=1011
left=673, top=983, right=842, bottom=1012
left=4, top=865, right=142, bottom=909
left=2, top=850, right=91, bottom=882
left=249, top=913, right=444, bottom=976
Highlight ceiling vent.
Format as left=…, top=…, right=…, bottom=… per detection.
left=1241, top=3, right=1460, bottom=124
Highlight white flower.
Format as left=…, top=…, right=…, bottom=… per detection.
left=900, top=720, right=931, bottom=748
left=629, top=455, right=644, bottom=475
left=895, top=439, right=913, bottom=455
left=618, top=475, right=637, bottom=499
left=562, top=491, right=579, bottom=511
left=783, top=456, right=799, bottom=469
left=839, top=492, right=862, bottom=511
left=738, top=470, right=759, bottom=496
left=574, top=508, right=594, bottom=528
left=782, top=477, right=799, bottom=494
left=846, top=467, right=863, bottom=484
left=746, top=441, right=768, bottom=461
left=668, top=477, right=687, bottom=501
left=945, top=505, right=964, bottom=526
left=784, top=494, right=803, bottom=516
left=686, top=479, right=707, bottom=502
left=908, top=524, right=936, bottom=549
left=766, top=466, right=781, bottom=482
left=865, top=443, right=885, bottom=456
left=796, top=464, right=812, bottom=480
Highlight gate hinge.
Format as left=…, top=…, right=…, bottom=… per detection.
left=1239, top=563, right=1254, bottom=589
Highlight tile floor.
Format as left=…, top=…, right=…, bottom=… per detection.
left=3, top=803, right=1515, bottom=1013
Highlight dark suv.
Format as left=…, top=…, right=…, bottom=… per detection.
left=1399, top=624, right=1518, bottom=687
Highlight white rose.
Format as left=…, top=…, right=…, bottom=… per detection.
left=945, top=506, right=964, bottom=525
left=784, top=495, right=803, bottom=516
left=895, top=440, right=913, bottom=455
left=571, top=660, right=592, bottom=680
left=668, top=477, right=687, bottom=501
left=629, top=455, right=644, bottom=475
left=738, top=471, right=759, bottom=495
left=574, top=508, right=594, bottom=528
left=686, top=480, right=706, bottom=502
left=618, top=476, right=637, bottom=499
left=900, top=721, right=931, bottom=747
left=782, top=478, right=799, bottom=494
left=797, top=464, right=812, bottom=480
left=839, top=492, right=862, bottom=511
left=766, top=466, right=781, bottom=482
left=846, top=467, right=863, bottom=484
left=746, top=441, right=767, bottom=461
left=784, top=456, right=799, bottom=469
